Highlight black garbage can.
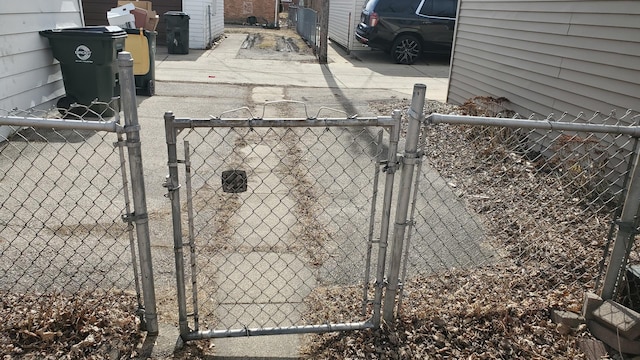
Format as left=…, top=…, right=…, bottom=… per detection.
left=125, top=28, right=157, bottom=96
left=39, top=26, right=127, bottom=117
left=164, top=11, right=190, bottom=54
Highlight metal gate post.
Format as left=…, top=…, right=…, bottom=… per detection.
left=383, top=84, right=426, bottom=324
left=601, top=148, right=640, bottom=299
left=164, top=111, right=190, bottom=337
left=117, top=52, right=158, bottom=335
left=372, top=110, right=402, bottom=327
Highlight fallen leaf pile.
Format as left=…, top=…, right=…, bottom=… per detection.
left=0, top=291, right=142, bottom=358
left=301, top=263, right=592, bottom=359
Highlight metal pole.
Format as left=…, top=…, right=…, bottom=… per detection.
left=164, top=111, right=190, bottom=337
left=383, top=84, right=426, bottom=324
left=0, top=115, right=121, bottom=132
left=362, top=130, right=384, bottom=316
left=184, top=321, right=375, bottom=341
left=371, top=110, right=402, bottom=327
left=428, top=114, right=640, bottom=137
left=600, top=149, right=640, bottom=299
left=117, top=52, right=158, bottom=335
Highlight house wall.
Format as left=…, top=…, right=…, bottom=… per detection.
left=328, top=0, right=366, bottom=51
left=225, top=0, right=277, bottom=25
left=448, top=0, right=640, bottom=122
left=184, top=0, right=225, bottom=49
left=0, top=1, right=84, bottom=129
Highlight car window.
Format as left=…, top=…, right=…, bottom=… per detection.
left=374, top=0, right=416, bottom=14
left=417, top=0, right=457, bottom=18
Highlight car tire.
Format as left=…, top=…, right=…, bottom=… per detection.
left=391, top=35, right=422, bottom=65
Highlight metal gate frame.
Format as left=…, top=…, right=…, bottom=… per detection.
left=162, top=95, right=421, bottom=340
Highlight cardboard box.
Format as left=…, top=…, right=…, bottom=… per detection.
left=107, top=3, right=136, bottom=28
left=146, top=12, right=159, bottom=31
left=116, top=1, right=158, bottom=31
left=118, top=0, right=153, bottom=12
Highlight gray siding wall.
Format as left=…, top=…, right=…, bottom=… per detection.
left=448, top=0, right=640, bottom=122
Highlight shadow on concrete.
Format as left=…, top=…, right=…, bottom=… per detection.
left=319, top=64, right=389, bottom=159
left=137, top=323, right=184, bottom=359
left=156, top=45, right=210, bottom=63
left=329, top=41, right=451, bottom=78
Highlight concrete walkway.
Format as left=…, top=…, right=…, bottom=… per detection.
left=155, top=32, right=451, bottom=102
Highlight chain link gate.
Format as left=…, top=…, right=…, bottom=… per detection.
left=164, top=106, right=404, bottom=340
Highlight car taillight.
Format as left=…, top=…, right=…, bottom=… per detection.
left=369, top=12, right=379, bottom=27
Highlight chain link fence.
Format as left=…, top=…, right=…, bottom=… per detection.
left=289, top=6, right=318, bottom=52
left=1, top=53, right=157, bottom=357
left=391, top=98, right=640, bottom=355
left=4, top=71, right=640, bottom=357
left=0, top=102, right=134, bottom=294
left=0, top=101, right=147, bottom=354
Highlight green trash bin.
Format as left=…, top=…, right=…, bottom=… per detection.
left=40, top=26, right=127, bottom=117
left=164, top=11, right=190, bottom=54
left=125, top=28, right=156, bottom=96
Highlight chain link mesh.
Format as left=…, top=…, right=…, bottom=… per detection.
left=0, top=101, right=142, bottom=355
left=174, top=123, right=388, bottom=331
left=399, top=104, right=640, bottom=323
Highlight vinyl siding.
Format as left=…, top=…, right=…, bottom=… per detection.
left=0, top=1, right=83, bottom=113
left=328, top=0, right=366, bottom=51
left=447, top=0, right=640, bottom=122
left=184, top=0, right=225, bottom=49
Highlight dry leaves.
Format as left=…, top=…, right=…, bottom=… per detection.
left=0, top=291, right=142, bottom=359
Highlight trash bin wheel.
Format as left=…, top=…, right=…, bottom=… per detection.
left=57, top=95, right=77, bottom=110
left=145, top=79, right=155, bottom=96
left=57, top=95, right=88, bottom=117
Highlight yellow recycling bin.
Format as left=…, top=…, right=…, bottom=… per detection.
left=124, top=28, right=156, bottom=96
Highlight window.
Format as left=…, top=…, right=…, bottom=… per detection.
left=375, top=0, right=417, bottom=14
left=418, top=0, right=457, bottom=18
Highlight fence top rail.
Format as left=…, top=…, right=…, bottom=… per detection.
left=427, top=113, right=640, bottom=137
left=166, top=115, right=396, bottom=129
left=0, top=115, right=123, bottom=133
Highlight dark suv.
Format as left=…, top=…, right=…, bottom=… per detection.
left=355, top=0, right=458, bottom=64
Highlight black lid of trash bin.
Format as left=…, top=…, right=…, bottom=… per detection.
left=164, top=11, right=190, bottom=18
left=40, top=26, right=127, bottom=39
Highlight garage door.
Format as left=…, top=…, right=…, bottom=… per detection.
left=82, top=0, right=182, bottom=45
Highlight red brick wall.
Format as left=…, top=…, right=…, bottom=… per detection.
left=225, top=0, right=278, bottom=25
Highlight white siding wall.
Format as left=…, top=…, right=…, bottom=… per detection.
left=184, top=0, right=224, bottom=49
left=0, top=1, right=83, bottom=140
left=328, top=0, right=366, bottom=51
left=0, top=1, right=83, bottom=111
left=448, top=0, right=640, bottom=121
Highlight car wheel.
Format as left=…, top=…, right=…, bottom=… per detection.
left=391, top=35, right=421, bottom=65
